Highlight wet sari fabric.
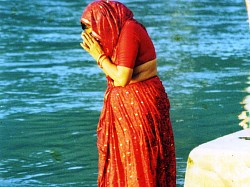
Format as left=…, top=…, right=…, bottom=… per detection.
left=98, top=77, right=176, bottom=186
left=81, top=1, right=176, bottom=186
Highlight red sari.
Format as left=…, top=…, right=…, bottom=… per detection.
left=97, top=76, right=176, bottom=186
left=81, top=1, right=176, bottom=186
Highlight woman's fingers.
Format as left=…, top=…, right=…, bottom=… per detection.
left=81, top=33, right=89, bottom=44
left=80, top=42, right=90, bottom=52
left=81, top=32, right=93, bottom=49
left=82, top=32, right=94, bottom=44
left=81, top=31, right=103, bottom=61
left=82, top=32, right=99, bottom=50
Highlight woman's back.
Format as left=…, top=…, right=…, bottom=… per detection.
left=115, top=20, right=156, bottom=68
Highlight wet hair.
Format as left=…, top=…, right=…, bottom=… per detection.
left=81, top=22, right=87, bottom=30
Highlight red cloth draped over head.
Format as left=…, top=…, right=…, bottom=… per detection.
left=81, top=0, right=134, bottom=59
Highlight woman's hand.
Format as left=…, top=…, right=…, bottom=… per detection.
left=80, top=31, right=134, bottom=87
left=80, top=31, right=104, bottom=61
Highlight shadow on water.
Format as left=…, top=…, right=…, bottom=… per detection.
left=0, top=0, right=250, bottom=186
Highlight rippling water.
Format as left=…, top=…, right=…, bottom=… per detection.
left=1, top=0, right=249, bottom=186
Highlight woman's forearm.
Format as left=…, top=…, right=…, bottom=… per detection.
left=100, top=58, right=119, bottom=81
left=81, top=32, right=133, bottom=87
left=100, top=57, right=133, bottom=87
left=98, top=57, right=157, bottom=86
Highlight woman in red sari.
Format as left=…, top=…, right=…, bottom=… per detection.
left=80, top=1, right=176, bottom=186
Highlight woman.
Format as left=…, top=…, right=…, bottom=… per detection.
left=80, top=1, right=176, bottom=186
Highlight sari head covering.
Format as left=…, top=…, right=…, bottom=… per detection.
left=80, top=0, right=134, bottom=59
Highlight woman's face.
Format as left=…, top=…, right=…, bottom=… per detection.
left=81, top=19, right=101, bottom=43
left=81, top=19, right=92, bottom=34
left=84, top=26, right=92, bottom=34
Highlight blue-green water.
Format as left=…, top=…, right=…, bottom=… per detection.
left=0, top=0, right=249, bottom=186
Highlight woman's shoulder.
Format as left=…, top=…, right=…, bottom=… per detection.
left=124, top=19, right=145, bottom=30
left=121, top=19, right=146, bottom=38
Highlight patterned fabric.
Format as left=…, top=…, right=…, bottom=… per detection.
left=97, top=76, right=176, bottom=187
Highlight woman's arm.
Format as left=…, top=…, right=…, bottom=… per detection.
left=101, top=58, right=157, bottom=86
left=100, top=58, right=133, bottom=87
left=81, top=32, right=133, bottom=87
left=81, top=31, right=157, bottom=86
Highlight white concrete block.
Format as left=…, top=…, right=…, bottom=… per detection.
left=184, top=129, right=250, bottom=187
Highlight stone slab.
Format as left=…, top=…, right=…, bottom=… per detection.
left=184, top=129, right=250, bottom=187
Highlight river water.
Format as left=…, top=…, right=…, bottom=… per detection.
left=0, top=0, right=249, bottom=186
